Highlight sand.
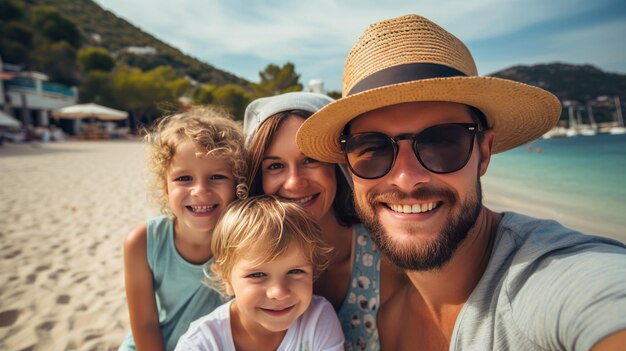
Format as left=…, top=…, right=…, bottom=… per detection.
left=482, top=177, right=625, bottom=243
left=0, top=140, right=622, bottom=351
left=0, top=140, right=157, bottom=351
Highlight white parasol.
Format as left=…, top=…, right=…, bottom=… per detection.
left=52, top=103, right=128, bottom=121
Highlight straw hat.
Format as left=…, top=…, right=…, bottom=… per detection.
left=297, top=14, right=562, bottom=163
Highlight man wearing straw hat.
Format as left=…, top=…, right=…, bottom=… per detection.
left=297, top=14, right=626, bottom=351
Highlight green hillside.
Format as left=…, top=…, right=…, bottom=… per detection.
left=28, top=0, right=248, bottom=86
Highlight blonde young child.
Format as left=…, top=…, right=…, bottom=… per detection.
left=175, top=195, right=345, bottom=351
left=119, top=107, right=248, bottom=351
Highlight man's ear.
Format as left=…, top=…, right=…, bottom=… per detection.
left=478, top=129, right=495, bottom=177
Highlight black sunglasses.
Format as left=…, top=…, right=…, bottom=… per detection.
left=340, top=123, right=479, bottom=179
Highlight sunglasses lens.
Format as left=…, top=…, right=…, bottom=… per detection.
left=345, top=133, right=394, bottom=179
left=415, top=124, right=474, bottom=173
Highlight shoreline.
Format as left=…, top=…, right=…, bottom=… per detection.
left=483, top=178, right=624, bottom=242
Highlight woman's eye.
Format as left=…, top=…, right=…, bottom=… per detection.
left=266, top=163, right=284, bottom=170
left=303, top=157, right=323, bottom=168
left=175, top=176, right=191, bottom=181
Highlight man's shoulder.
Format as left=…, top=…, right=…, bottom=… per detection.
left=497, top=212, right=625, bottom=259
left=457, top=213, right=626, bottom=350
left=479, top=211, right=626, bottom=308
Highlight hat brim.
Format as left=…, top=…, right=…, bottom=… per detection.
left=297, top=76, right=562, bottom=163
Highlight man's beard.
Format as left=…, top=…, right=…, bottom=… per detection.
left=355, top=180, right=482, bottom=271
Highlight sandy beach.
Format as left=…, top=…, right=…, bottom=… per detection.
left=0, top=140, right=623, bottom=351
left=0, top=140, right=157, bottom=351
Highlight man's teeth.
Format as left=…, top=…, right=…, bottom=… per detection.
left=388, top=202, right=438, bottom=214
left=189, top=205, right=216, bottom=213
left=293, top=195, right=314, bottom=204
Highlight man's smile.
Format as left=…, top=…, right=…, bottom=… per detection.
left=387, top=202, right=440, bottom=214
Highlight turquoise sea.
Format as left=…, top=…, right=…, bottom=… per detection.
left=482, top=133, right=626, bottom=241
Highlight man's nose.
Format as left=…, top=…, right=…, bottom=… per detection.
left=386, top=141, right=432, bottom=190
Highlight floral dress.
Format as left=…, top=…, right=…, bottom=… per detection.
left=337, top=224, right=381, bottom=351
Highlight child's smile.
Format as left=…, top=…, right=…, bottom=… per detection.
left=166, top=140, right=236, bottom=236
left=186, top=203, right=218, bottom=215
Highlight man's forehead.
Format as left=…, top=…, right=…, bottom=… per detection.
left=348, top=101, right=473, bottom=133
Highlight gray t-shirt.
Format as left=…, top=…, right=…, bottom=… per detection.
left=450, top=212, right=626, bottom=350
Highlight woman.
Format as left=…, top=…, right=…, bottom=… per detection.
left=243, top=92, right=406, bottom=350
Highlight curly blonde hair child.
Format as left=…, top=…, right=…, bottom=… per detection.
left=120, top=106, right=249, bottom=351
left=145, top=106, right=248, bottom=217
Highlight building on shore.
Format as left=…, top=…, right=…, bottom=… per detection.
left=1, top=57, right=78, bottom=129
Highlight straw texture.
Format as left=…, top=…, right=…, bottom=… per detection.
left=297, top=14, right=561, bottom=163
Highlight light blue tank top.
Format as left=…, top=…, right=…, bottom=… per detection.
left=338, top=224, right=381, bottom=351
left=119, top=216, right=224, bottom=351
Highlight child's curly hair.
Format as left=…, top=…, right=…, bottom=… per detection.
left=145, top=106, right=248, bottom=218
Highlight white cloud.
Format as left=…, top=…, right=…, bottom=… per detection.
left=101, top=0, right=593, bottom=58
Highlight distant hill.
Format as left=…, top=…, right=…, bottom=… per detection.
left=29, top=0, right=249, bottom=87
left=489, top=63, right=626, bottom=104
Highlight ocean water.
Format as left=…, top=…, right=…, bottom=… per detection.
left=482, top=133, right=626, bottom=239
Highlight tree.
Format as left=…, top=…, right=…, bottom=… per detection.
left=79, top=70, right=114, bottom=104
left=111, top=65, right=189, bottom=130
left=78, top=47, right=115, bottom=72
left=0, top=22, right=33, bottom=64
left=32, top=6, right=81, bottom=48
left=32, top=41, right=79, bottom=86
left=193, top=85, right=216, bottom=105
left=250, top=62, right=302, bottom=97
left=212, top=84, right=250, bottom=120
left=0, top=0, right=25, bottom=21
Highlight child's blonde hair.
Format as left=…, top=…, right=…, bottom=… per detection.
left=145, top=106, right=248, bottom=218
left=206, top=195, right=333, bottom=299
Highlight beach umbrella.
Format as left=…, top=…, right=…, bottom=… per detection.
left=52, top=103, right=128, bottom=120
left=0, top=110, right=21, bottom=127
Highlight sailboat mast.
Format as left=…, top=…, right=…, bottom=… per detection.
left=615, top=96, right=624, bottom=126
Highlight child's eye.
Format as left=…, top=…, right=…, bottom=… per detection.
left=246, top=272, right=266, bottom=278
left=288, top=269, right=306, bottom=275
left=175, top=176, right=192, bottom=182
left=210, top=174, right=229, bottom=180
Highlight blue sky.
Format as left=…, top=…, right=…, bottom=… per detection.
left=93, top=0, right=626, bottom=92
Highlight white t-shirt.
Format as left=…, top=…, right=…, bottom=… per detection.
left=175, top=295, right=344, bottom=351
